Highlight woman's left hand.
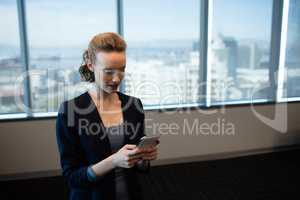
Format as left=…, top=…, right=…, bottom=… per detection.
left=140, top=145, right=158, bottom=161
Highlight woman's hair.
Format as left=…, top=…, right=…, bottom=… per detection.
left=79, top=32, right=127, bottom=82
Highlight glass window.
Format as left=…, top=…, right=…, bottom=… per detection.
left=26, top=0, right=116, bottom=112
left=1, top=0, right=300, bottom=119
left=123, top=0, right=200, bottom=106
left=0, top=1, right=24, bottom=114
left=284, top=0, right=300, bottom=98
left=210, top=0, right=273, bottom=104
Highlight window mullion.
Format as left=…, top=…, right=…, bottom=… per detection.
left=276, top=0, right=290, bottom=102
left=17, top=0, right=32, bottom=117
left=116, top=0, right=125, bottom=93
left=199, top=0, right=213, bottom=107
left=270, top=0, right=290, bottom=102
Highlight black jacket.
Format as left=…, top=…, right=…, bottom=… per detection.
left=56, top=91, right=148, bottom=200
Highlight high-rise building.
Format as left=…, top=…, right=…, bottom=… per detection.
left=223, top=37, right=238, bottom=78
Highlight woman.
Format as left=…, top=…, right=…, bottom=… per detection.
left=56, top=32, right=158, bottom=200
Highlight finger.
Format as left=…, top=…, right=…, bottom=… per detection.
left=149, top=151, right=158, bottom=156
left=128, top=148, right=145, bottom=156
left=144, top=152, right=157, bottom=159
left=144, top=147, right=157, bottom=153
left=128, top=151, right=142, bottom=157
left=124, top=144, right=137, bottom=150
left=128, top=158, right=141, bottom=164
left=127, top=151, right=138, bottom=157
left=143, top=155, right=157, bottom=160
left=137, top=148, right=149, bottom=153
left=149, top=146, right=158, bottom=151
left=130, top=147, right=143, bottom=155
left=143, top=157, right=155, bottom=161
left=143, top=152, right=157, bottom=159
left=128, top=153, right=143, bottom=160
left=142, top=152, right=155, bottom=158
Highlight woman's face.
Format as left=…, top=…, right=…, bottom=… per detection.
left=89, top=51, right=126, bottom=94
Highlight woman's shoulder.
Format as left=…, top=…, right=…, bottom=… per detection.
left=117, top=91, right=141, bottom=103
left=58, top=91, right=144, bottom=114
left=57, top=91, right=91, bottom=115
left=117, top=91, right=144, bottom=113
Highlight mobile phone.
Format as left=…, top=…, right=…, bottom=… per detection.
left=137, top=135, right=160, bottom=149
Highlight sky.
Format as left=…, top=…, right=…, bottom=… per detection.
left=213, top=0, right=273, bottom=41
left=0, top=0, right=280, bottom=48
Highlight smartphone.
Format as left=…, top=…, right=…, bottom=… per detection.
left=137, top=135, right=160, bottom=149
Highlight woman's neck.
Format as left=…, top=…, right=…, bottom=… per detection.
left=88, top=86, right=117, bottom=103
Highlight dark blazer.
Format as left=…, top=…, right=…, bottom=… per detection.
left=56, top=91, right=149, bottom=200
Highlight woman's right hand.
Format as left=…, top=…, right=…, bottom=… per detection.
left=112, top=144, right=143, bottom=168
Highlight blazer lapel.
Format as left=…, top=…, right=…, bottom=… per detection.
left=117, top=91, right=139, bottom=145
left=82, top=91, right=112, bottom=154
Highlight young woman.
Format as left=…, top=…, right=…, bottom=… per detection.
left=56, top=32, right=158, bottom=200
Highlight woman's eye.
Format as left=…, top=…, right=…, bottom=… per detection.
left=103, top=69, right=125, bottom=76
left=104, top=70, right=114, bottom=75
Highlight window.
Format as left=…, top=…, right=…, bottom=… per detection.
left=26, top=0, right=116, bottom=113
left=0, top=1, right=23, bottom=114
left=210, top=0, right=273, bottom=104
left=284, top=0, right=300, bottom=98
left=0, top=0, right=300, bottom=119
left=123, top=0, right=200, bottom=106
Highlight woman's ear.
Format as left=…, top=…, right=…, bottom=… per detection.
left=87, top=63, right=94, bottom=72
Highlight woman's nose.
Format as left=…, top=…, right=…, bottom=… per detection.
left=112, top=75, right=120, bottom=83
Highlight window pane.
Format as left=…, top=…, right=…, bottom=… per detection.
left=210, top=0, right=273, bottom=103
left=26, top=0, right=116, bottom=112
left=0, top=1, right=24, bottom=114
left=284, top=0, right=300, bottom=98
left=123, top=0, right=200, bottom=106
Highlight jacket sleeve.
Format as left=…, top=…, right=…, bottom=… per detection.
left=56, top=102, right=94, bottom=188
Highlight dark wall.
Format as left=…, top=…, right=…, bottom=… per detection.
left=1, top=148, right=299, bottom=200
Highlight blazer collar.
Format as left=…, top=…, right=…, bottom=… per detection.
left=82, top=90, right=133, bottom=128
left=82, top=90, right=137, bottom=146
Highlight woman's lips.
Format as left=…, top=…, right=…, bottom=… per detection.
left=108, top=85, right=118, bottom=89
